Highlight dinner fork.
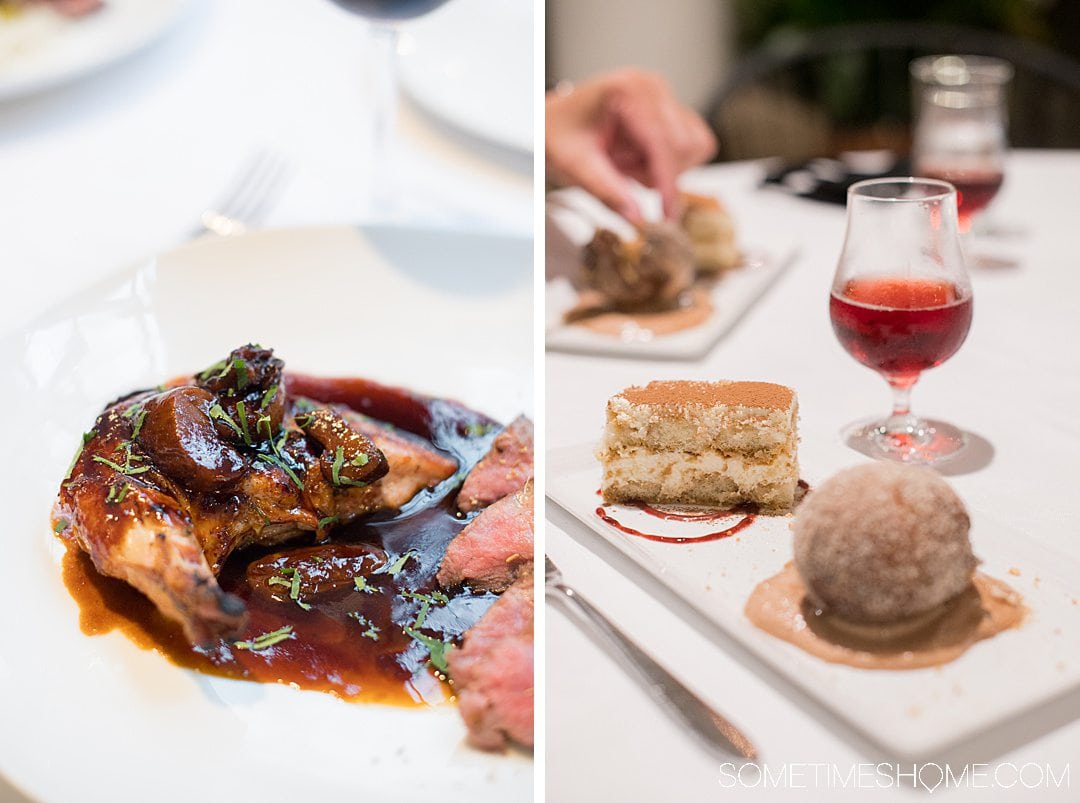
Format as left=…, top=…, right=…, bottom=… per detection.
left=192, top=150, right=291, bottom=238
left=545, top=555, right=758, bottom=760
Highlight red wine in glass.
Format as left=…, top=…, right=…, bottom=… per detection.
left=919, top=165, right=1004, bottom=230
left=323, top=0, right=454, bottom=219
left=830, top=177, right=972, bottom=464
left=830, top=277, right=973, bottom=383
left=328, top=0, right=451, bottom=20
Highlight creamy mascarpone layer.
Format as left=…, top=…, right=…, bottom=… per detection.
left=602, top=448, right=797, bottom=496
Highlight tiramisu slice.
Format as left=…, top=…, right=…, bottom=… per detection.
left=598, top=380, right=799, bottom=513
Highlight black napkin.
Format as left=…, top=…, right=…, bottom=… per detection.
left=762, top=153, right=912, bottom=205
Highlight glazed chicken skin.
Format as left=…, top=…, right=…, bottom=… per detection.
left=54, top=346, right=456, bottom=646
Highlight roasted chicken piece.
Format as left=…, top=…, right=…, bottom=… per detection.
left=54, top=345, right=456, bottom=647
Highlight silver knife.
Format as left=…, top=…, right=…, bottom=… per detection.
left=545, top=556, right=758, bottom=760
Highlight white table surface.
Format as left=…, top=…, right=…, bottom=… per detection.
left=546, top=152, right=1080, bottom=802
left=0, top=2, right=529, bottom=801
left=0, top=0, right=532, bottom=339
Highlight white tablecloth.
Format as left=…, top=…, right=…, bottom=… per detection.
left=0, top=0, right=531, bottom=339
left=546, top=151, right=1080, bottom=802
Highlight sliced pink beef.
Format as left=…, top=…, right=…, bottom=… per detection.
left=438, top=480, right=533, bottom=593
left=458, top=415, right=533, bottom=513
left=449, top=568, right=534, bottom=750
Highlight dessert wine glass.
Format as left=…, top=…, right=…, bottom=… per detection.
left=830, top=178, right=973, bottom=464
left=910, top=55, right=1013, bottom=236
left=327, top=0, right=454, bottom=219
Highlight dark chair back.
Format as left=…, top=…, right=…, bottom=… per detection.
left=707, top=23, right=1080, bottom=161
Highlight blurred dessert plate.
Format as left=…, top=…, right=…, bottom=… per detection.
left=0, top=0, right=190, bottom=102
left=546, top=188, right=795, bottom=359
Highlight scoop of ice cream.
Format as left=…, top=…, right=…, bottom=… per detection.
left=793, top=463, right=977, bottom=624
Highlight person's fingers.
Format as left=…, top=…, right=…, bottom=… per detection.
left=610, top=91, right=679, bottom=217
left=680, top=106, right=718, bottom=165
left=565, top=143, right=642, bottom=223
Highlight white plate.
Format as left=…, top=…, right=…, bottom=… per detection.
left=545, top=250, right=792, bottom=361
left=0, top=0, right=190, bottom=103
left=399, top=0, right=532, bottom=154
left=545, top=188, right=795, bottom=360
left=0, top=226, right=533, bottom=803
left=547, top=442, right=1080, bottom=759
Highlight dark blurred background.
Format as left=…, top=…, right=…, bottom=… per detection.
left=547, top=0, right=1080, bottom=162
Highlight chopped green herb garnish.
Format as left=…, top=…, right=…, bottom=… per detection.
left=268, top=568, right=310, bottom=609
left=379, top=550, right=417, bottom=577
left=130, top=407, right=147, bottom=440
left=348, top=612, right=381, bottom=641
left=235, top=401, right=252, bottom=446
left=331, top=446, right=345, bottom=485
left=401, top=590, right=449, bottom=629
left=295, top=413, right=314, bottom=429
left=404, top=627, right=454, bottom=673
left=234, top=625, right=295, bottom=651
left=403, top=590, right=449, bottom=606
left=259, top=384, right=279, bottom=411
left=318, top=516, right=338, bottom=529
left=256, top=453, right=304, bottom=490
left=64, top=429, right=98, bottom=480
left=232, top=358, right=248, bottom=391
left=92, top=455, right=151, bottom=476
left=52, top=519, right=69, bottom=534
left=464, top=422, right=491, bottom=437
left=197, top=359, right=227, bottom=381
left=209, top=404, right=243, bottom=439
left=285, top=568, right=301, bottom=600
left=353, top=575, right=375, bottom=594
left=256, top=415, right=273, bottom=439
left=105, top=482, right=129, bottom=504
left=330, top=446, right=369, bottom=488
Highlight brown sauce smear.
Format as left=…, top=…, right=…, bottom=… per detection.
left=568, top=286, right=713, bottom=338
left=57, top=373, right=503, bottom=707
left=745, top=563, right=1026, bottom=670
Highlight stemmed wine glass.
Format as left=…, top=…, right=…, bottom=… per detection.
left=830, top=178, right=973, bottom=465
left=910, top=55, right=1013, bottom=238
left=327, top=0, right=454, bottom=220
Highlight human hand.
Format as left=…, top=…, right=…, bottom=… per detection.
left=546, top=69, right=717, bottom=223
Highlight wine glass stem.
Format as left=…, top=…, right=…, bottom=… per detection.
left=368, top=24, right=399, bottom=220
left=884, top=377, right=919, bottom=435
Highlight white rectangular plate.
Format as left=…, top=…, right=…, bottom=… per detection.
left=545, top=245, right=794, bottom=360
left=547, top=442, right=1080, bottom=759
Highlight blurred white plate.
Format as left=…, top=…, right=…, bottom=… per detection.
left=548, top=443, right=1080, bottom=759
left=0, top=226, right=533, bottom=803
left=399, top=0, right=532, bottom=154
left=0, top=0, right=189, bottom=102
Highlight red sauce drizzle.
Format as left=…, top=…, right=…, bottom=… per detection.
left=594, top=505, right=755, bottom=544
left=636, top=503, right=742, bottom=523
